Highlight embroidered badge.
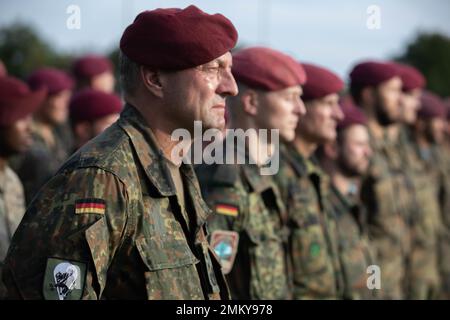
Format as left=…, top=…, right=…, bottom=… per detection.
left=75, top=198, right=106, bottom=215
left=210, top=230, right=239, bottom=274
left=215, top=203, right=238, bottom=217
left=43, top=258, right=87, bottom=300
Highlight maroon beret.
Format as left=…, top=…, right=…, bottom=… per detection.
left=72, top=55, right=113, bottom=80
left=337, top=96, right=367, bottom=130
left=391, top=62, right=425, bottom=92
left=70, top=89, right=123, bottom=124
left=302, top=63, right=344, bottom=101
left=350, top=61, right=399, bottom=88
left=120, top=5, right=238, bottom=70
left=418, top=91, right=447, bottom=120
left=232, top=47, right=306, bottom=91
left=0, top=76, right=47, bottom=126
left=445, top=98, right=450, bottom=120
left=27, top=68, right=74, bottom=95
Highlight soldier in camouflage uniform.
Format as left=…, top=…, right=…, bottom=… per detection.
left=409, top=91, right=449, bottom=298
left=392, top=65, right=442, bottom=300
left=2, top=5, right=238, bottom=300
left=196, top=47, right=306, bottom=299
left=10, top=68, right=74, bottom=204
left=317, top=99, right=377, bottom=299
left=349, top=61, right=411, bottom=299
left=0, top=76, right=47, bottom=299
left=274, top=63, right=345, bottom=299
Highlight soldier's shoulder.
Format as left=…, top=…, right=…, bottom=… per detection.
left=60, top=123, right=135, bottom=179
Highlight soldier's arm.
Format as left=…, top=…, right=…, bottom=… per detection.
left=2, top=167, right=128, bottom=300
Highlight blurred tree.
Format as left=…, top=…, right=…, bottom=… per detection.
left=0, top=22, right=73, bottom=79
left=395, top=32, right=450, bottom=97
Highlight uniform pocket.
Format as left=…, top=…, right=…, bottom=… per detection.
left=136, top=236, right=204, bottom=300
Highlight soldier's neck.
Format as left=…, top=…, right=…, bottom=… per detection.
left=293, top=136, right=317, bottom=158
left=367, top=118, right=385, bottom=141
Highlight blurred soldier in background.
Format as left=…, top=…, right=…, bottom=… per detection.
left=411, top=91, right=450, bottom=299
left=11, top=68, right=74, bottom=204
left=274, top=63, right=345, bottom=299
left=393, top=64, right=442, bottom=300
left=317, top=99, right=376, bottom=299
left=196, top=47, right=306, bottom=300
left=72, top=55, right=115, bottom=94
left=0, top=76, right=46, bottom=298
left=69, top=89, right=122, bottom=151
left=349, top=61, right=408, bottom=299
left=2, top=5, right=238, bottom=300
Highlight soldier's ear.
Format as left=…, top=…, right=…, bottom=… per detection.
left=140, top=66, right=163, bottom=98
left=361, top=87, right=375, bottom=108
left=241, top=89, right=259, bottom=116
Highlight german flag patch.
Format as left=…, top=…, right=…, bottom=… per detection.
left=75, top=199, right=106, bottom=215
left=215, top=203, right=238, bottom=217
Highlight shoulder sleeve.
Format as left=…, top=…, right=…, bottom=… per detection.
left=2, top=167, right=128, bottom=300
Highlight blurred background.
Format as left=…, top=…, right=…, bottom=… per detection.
left=1, top=0, right=449, bottom=96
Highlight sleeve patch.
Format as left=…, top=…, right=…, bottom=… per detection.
left=210, top=230, right=239, bottom=275
left=43, top=257, right=87, bottom=300
left=215, top=203, right=238, bottom=217
left=75, top=198, right=106, bottom=215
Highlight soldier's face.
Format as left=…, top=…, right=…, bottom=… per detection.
left=0, top=115, right=33, bottom=157
left=338, top=124, right=372, bottom=177
left=91, top=71, right=116, bottom=94
left=374, top=77, right=402, bottom=125
left=255, top=85, right=305, bottom=142
left=38, top=89, right=72, bottom=125
left=426, top=117, right=446, bottom=144
left=297, top=93, right=344, bottom=144
left=91, top=113, right=120, bottom=136
left=161, top=52, right=238, bottom=133
left=399, top=89, right=421, bottom=124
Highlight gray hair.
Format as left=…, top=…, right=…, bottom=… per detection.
left=119, top=50, right=141, bottom=97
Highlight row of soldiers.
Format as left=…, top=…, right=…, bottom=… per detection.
left=0, top=5, right=449, bottom=300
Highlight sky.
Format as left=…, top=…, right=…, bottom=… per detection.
left=1, top=0, right=449, bottom=80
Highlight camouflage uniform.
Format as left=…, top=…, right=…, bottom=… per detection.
left=274, top=143, right=344, bottom=299
left=361, top=129, right=411, bottom=299
left=2, top=104, right=229, bottom=300
left=398, top=127, right=441, bottom=299
left=0, top=165, right=26, bottom=299
left=196, top=142, right=291, bottom=300
left=10, top=123, right=72, bottom=204
left=433, top=146, right=450, bottom=298
left=328, top=185, right=377, bottom=300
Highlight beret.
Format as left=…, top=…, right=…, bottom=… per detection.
left=69, top=89, right=123, bottom=124
left=337, top=96, right=367, bottom=130
left=120, top=5, right=238, bottom=70
left=391, top=62, right=425, bottom=92
left=232, top=47, right=306, bottom=91
left=0, top=76, right=46, bottom=126
left=350, top=61, right=399, bottom=88
left=418, top=91, right=447, bottom=120
left=27, top=68, right=74, bottom=95
left=302, top=63, right=344, bottom=101
left=72, top=55, right=113, bottom=79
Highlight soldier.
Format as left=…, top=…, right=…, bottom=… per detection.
left=2, top=5, right=238, bottom=300
left=349, top=61, right=410, bottom=299
left=411, top=91, right=450, bottom=298
left=317, top=100, right=376, bottom=299
left=274, top=63, right=345, bottom=299
left=0, top=76, right=47, bottom=298
left=11, top=68, right=74, bottom=204
left=69, top=89, right=122, bottom=151
left=196, top=47, right=306, bottom=299
left=72, top=55, right=115, bottom=93
left=392, top=64, right=442, bottom=300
